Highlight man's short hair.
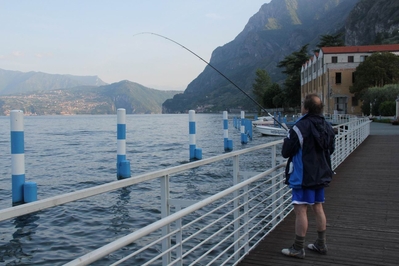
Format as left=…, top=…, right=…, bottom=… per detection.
left=304, top=94, right=324, bottom=115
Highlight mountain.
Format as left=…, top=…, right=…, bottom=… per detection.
left=345, top=0, right=399, bottom=45
left=162, top=0, right=366, bottom=113
left=0, top=80, right=179, bottom=115
left=2, top=0, right=397, bottom=115
left=0, top=68, right=107, bottom=95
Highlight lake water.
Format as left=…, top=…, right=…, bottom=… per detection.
left=0, top=114, right=281, bottom=265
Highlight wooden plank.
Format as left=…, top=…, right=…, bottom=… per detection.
left=237, top=135, right=399, bottom=266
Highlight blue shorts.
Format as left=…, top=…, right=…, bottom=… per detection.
left=292, top=187, right=325, bottom=205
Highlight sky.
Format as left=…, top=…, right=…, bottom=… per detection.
left=0, top=1, right=272, bottom=91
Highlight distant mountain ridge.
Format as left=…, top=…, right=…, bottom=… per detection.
left=0, top=68, right=107, bottom=95
left=0, top=80, right=179, bottom=115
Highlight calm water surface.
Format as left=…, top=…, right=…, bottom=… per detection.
left=0, top=114, right=281, bottom=265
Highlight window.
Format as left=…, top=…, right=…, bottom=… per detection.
left=335, top=97, right=347, bottom=113
left=332, top=56, right=338, bottom=63
left=352, top=96, right=358, bottom=107
left=348, top=56, right=354, bottom=63
left=352, top=72, right=355, bottom=83
left=335, top=72, right=342, bottom=84
left=360, top=55, right=368, bottom=62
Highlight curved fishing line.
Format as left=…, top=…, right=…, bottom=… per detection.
left=133, top=32, right=288, bottom=131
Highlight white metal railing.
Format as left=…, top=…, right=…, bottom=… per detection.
left=0, top=117, right=371, bottom=266
left=325, top=113, right=359, bottom=125
left=330, top=117, right=371, bottom=169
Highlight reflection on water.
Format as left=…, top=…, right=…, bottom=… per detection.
left=109, top=187, right=132, bottom=234
left=0, top=213, right=40, bottom=264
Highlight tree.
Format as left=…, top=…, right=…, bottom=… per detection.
left=277, top=44, right=309, bottom=107
left=252, top=69, right=271, bottom=113
left=316, top=33, right=345, bottom=51
left=350, top=52, right=399, bottom=99
left=273, top=93, right=285, bottom=109
left=379, top=101, right=396, bottom=116
left=263, top=83, right=282, bottom=108
left=360, top=84, right=399, bottom=116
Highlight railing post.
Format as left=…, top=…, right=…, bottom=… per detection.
left=271, top=145, right=277, bottom=227
left=160, top=174, right=171, bottom=266
left=242, top=163, right=249, bottom=254
left=175, top=205, right=183, bottom=266
left=232, top=155, right=241, bottom=260
left=277, top=154, right=284, bottom=221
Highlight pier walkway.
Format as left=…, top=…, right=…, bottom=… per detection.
left=237, top=122, right=399, bottom=266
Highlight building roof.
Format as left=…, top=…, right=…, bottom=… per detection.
left=321, top=44, right=399, bottom=54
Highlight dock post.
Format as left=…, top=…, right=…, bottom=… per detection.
left=189, top=110, right=202, bottom=160
left=241, top=111, right=248, bottom=144
left=24, top=181, right=37, bottom=203
left=223, top=111, right=233, bottom=151
left=117, top=108, right=131, bottom=179
left=10, top=110, right=26, bottom=204
left=246, top=119, right=253, bottom=140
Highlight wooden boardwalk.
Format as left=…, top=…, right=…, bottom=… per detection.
left=238, top=124, right=399, bottom=266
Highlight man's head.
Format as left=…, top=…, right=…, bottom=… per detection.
left=302, top=94, right=323, bottom=115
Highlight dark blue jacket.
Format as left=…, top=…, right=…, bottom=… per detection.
left=282, top=114, right=335, bottom=189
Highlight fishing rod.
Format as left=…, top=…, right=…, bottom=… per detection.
left=133, top=32, right=288, bottom=131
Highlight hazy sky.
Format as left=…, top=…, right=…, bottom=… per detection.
left=0, top=1, right=271, bottom=91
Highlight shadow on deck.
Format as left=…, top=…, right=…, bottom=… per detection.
left=237, top=124, right=399, bottom=266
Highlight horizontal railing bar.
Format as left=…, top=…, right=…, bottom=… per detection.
left=194, top=204, right=261, bottom=266
left=194, top=180, right=288, bottom=265
left=180, top=194, right=244, bottom=246
left=180, top=187, right=258, bottom=259
left=227, top=179, right=311, bottom=264
left=235, top=205, right=291, bottom=263
left=189, top=217, right=237, bottom=265
left=196, top=222, right=238, bottom=266
left=214, top=195, right=291, bottom=266
left=0, top=140, right=284, bottom=222
left=169, top=199, right=198, bottom=208
left=180, top=171, right=279, bottom=246
left=142, top=243, right=179, bottom=266
left=111, top=224, right=182, bottom=265
left=180, top=175, right=283, bottom=261
left=65, top=164, right=285, bottom=266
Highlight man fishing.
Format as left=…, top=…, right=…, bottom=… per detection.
left=281, top=93, right=335, bottom=259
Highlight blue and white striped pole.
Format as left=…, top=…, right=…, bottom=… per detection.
left=241, top=111, right=248, bottom=144
left=10, top=110, right=26, bottom=204
left=189, top=110, right=202, bottom=160
left=223, top=111, right=233, bottom=151
left=245, top=119, right=253, bottom=141
left=117, top=108, right=131, bottom=179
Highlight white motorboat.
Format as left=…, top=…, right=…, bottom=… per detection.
left=255, top=125, right=287, bottom=137
left=252, top=116, right=275, bottom=127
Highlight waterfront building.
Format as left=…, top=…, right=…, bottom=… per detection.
left=301, top=44, right=399, bottom=115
